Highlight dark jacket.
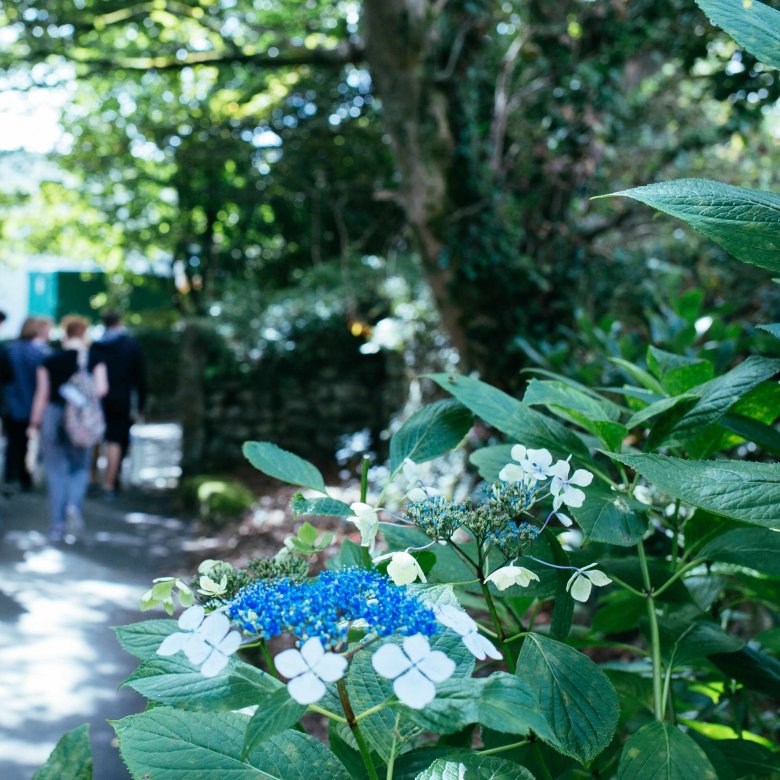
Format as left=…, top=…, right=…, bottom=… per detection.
left=92, top=330, right=147, bottom=417
left=3, top=340, right=49, bottom=421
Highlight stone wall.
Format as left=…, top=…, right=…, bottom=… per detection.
left=135, top=320, right=405, bottom=472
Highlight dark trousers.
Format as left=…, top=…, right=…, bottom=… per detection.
left=3, top=416, right=32, bottom=488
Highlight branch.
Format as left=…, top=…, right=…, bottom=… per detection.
left=70, top=40, right=363, bottom=74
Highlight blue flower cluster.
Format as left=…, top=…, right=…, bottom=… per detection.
left=226, top=567, right=438, bottom=647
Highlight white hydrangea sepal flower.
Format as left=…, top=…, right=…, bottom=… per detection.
left=550, top=460, right=593, bottom=510
left=566, top=563, right=612, bottom=602
left=372, top=634, right=455, bottom=709
left=348, top=502, right=380, bottom=549
left=157, top=606, right=242, bottom=677
left=275, top=637, right=348, bottom=705
left=485, top=565, right=539, bottom=591
left=373, top=550, right=427, bottom=585
left=498, top=444, right=527, bottom=483
left=435, top=604, right=502, bottom=661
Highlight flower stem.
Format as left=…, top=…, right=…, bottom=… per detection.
left=259, top=641, right=281, bottom=680
left=478, top=738, right=529, bottom=756
left=480, top=579, right=515, bottom=672
left=386, top=713, right=401, bottom=780
left=360, top=455, right=371, bottom=503
left=355, top=701, right=389, bottom=722
left=337, top=678, right=380, bottom=780
left=638, top=541, right=664, bottom=721
left=308, top=704, right=348, bottom=724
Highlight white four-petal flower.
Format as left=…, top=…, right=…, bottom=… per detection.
left=435, top=604, right=502, bottom=661
left=275, top=637, right=348, bottom=705
left=373, top=550, right=427, bottom=585
left=498, top=445, right=554, bottom=484
left=157, top=606, right=242, bottom=677
left=348, top=502, right=380, bottom=549
left=372, top=634, right=455, bottom=709
left=566, top=563, right=612, bottom=602
left=550, top=460, right=593, bottom=510
left=485, top=565, right=540, bottom=592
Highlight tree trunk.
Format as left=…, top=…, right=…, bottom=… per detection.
left=177, top=319, right=208, bottom=476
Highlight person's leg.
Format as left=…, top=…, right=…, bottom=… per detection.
left=103, top=442, right=123, bottom=493
left=66, top=443, right=91, bottom=524
left=2, top=415, right=15, bottom=485
left=41, top=408, right=68, bottom=538
left=7, top=419, right=31, bottom=489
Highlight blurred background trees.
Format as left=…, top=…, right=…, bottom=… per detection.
left=1, top=0, right=778, bottom=466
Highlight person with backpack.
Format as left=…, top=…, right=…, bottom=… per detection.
left=28, top=316, right=108, bottom=542
left=1, top=317, right=51, bottom=494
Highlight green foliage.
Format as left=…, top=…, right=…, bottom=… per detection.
left=182, top=476, right=256, bottom=526
left=243, top=442, right=327, bottom=494
left=33, top=725, right=92, bottom=780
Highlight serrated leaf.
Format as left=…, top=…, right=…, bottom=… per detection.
left=114, top=619, right=178, bottom=660
left=114, top=709, right=350, bottom=779
left=516, top=633, right=619, bottom=764
left=415, top=755, right=533, bottom=780
left=242, top=688, right=306, bottom=757
left=608, top=179, right=780, bottom=272
left=291, top=493, right=352, bottom=517
left=617, top=722, right=718, bottom=780
left=469, top=445, right=515, bottom=481
left=390, top=399, right=473, bottom=472
left=720, top=413, right=780, bottom=457
left=696, top=0, right=780, bottom=69
left=607, top=452, right=780, bottom=529
left=758, top=323, right=780, bottom=340
left=625, top=394, right=697, bottom=430
left=243, top=442, right=327, bottom=493
left=569, top=482, right=647, bottom=547
left=647, top=347, right=715, bottom=394
left=33, top=724, right=92, bottom=780
left=122, top=653, right=279, bottom=710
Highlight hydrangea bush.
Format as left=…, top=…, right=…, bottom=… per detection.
left=36, top=0, right=780, bottom=777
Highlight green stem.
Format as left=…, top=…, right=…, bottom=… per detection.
left=638, top=541, right=664, bottom=721
left=355, top=701, right=389, bottom=722
left=610, top=575, right=645, bottom=599
left=478, top=738, right=530, bottom=756
left=308, top=704, right=348, bottom=724
left=661, top=664, right=675, bottom=723
left=480, top=580, right=515, bottom=672
left=260, top=641, right=281, bottom=680
left=386, top=713, right=401, bottom=780
left=360, top=455, right=370, bottom=503
left=653, top=559, right=702, bottom=598
left=337, top=679, right=380, bottom=780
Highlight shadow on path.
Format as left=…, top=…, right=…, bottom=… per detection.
left=0, top=489, right=190, bottom=779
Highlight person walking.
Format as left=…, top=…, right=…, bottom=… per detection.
left=1, top=317, right=51, bottom=493
left=28, top=316, right=108, bottom=541
left=92, top=310, right=146, bottom=498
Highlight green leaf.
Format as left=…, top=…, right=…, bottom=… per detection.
left=242, top=688, right=306, bottom=758
left=516, top=633, right=619, bottom=764
left=243, top=442, right=327, bottom=493
left=291, top=493, right=352, bottom=517
left=113, top=619, right=178, bottom=660
left=758, top=323, right=780, bottom=340
left=33, top=724, right=92, bottom=780
left=647, top=347, right=715, bottom=395
left=608, top=179, right=780, bottom=273
left=617, top=722, right=718, bottom=780
left=715, top=739, right=780, bottom=778
left=114, top=709, right=350, bottom=779
left=415, top=755, right=534, bottom=780
left=608, top=358, right=666, bottom=395
left=569, top=482, right=648, bottom=547
left=720, top=413, right=780, bottom=457
left=607, top=453, right=780, bottom=529
left=700, top=526, right=780, bottom=575
left=469, top=445, right=515, bottom=482
left=696, top=0, right=780, bottom=69
left=657, top=616, right=744, bottom=667
left=429, top=374, right=590, bottom=460
left=390, top=399, right=473, bottom=472
left=663, top=356, right=780, bottom=446
left=709, top=645, right=780, bottom=698
left=625, top=394, right=697, bottom=430
left=123, top=653, right=279, bottom=710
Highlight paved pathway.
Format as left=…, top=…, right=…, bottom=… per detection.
left=0, top=488, right=189, bottom=779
